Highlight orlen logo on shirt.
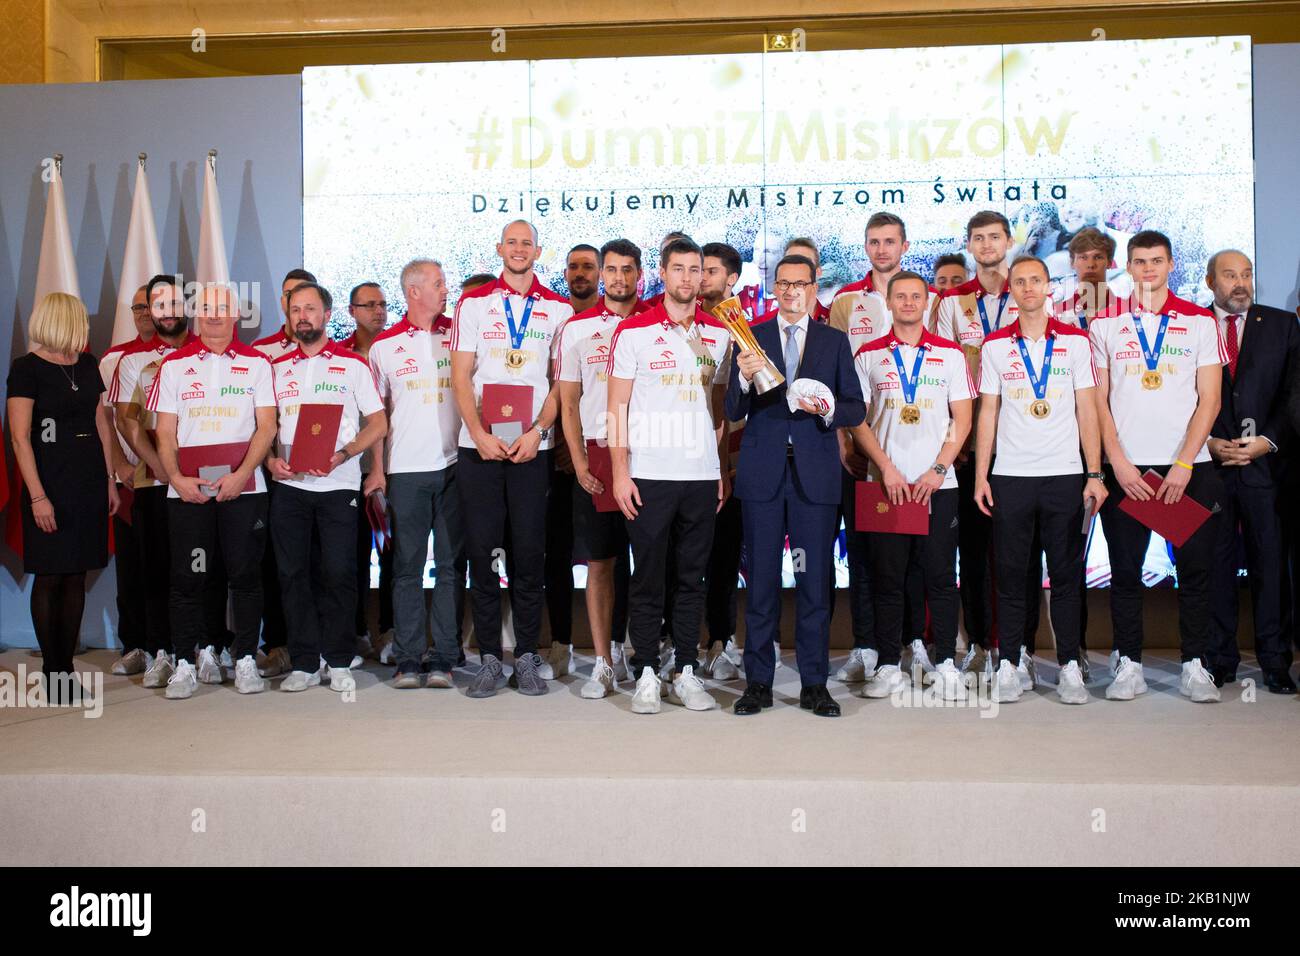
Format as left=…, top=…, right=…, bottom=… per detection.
left=277, top=385, right=299, bottom=400
left=181, top=382, right=205, bottom=400
left=876, top=371, right=899, bottom=391
left=850, top=322, right=874, bottom=334
left=1003, top=360, right=1026, bottom=381
left=482, top=321, right=508, bottom=341
left=395, top=358, right=420, bottom=377
left=1115, top=340, right=1142, bottom=360
left=586, top=345, right=609, bottom=365
left=650, top=350, right=677, bottom=370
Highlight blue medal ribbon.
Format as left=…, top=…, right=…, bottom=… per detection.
left=891, top=342, right=927, bottom=407
left=1016, top=332, right=1055, bottom=401
left=1133, top=311, right=1170, bottom=372
left=502, top=295, right=535, bottom=350
left=976, top=291, right=1010, bottom=337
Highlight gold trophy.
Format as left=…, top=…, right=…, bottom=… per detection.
left=710, top=295, right=785, bottom=394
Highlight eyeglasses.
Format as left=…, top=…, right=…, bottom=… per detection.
left=352, top=300, right=387, bottom=311
left=774, top=280, right=814, bottom=292
left=130, top=304, right=150, bottom=314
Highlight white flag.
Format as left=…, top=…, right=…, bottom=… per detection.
left=31, top=158, right=80, bottom=341
left=112, top=160, right=163, bottom=346
left=196, top=151, right=229, bottom=286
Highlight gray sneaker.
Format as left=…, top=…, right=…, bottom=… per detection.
left=508, top=652, right=549, bottom=696
left=467, top=654, right=504, bottom=698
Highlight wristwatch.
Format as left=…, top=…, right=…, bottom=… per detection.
left=1086, top=471, right=1104, bottom=480
left=931, top=462, right=947, bottom=477
left=535, top=424, right=551, bottom=442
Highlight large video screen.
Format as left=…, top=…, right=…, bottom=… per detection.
left=303, top=35, right=1254, bottom=588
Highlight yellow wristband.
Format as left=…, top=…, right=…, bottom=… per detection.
left=1173, top=459, right=1193, bottom=471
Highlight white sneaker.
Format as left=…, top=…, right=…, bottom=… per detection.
left=112, top=648, right=148, bottom=676
left=234, top=655, right=266, bottom=694
left=280, top=669, right=321, bottom=692
left=329, top=667, right=356, bottom=693
left=705, top=642, right=741, bottom=681
left=1179, top=660, right=1220, bottom=703
left=933, top=658, right=969, bottom=701
left=1078, top=653, right=1092, bottom=683
left=902, top=639, right=936, bottom=679
left=631, top=666, right=662, bottom=714
left=197, top=645, right=225, bottom=684
left=835, top=647, right=878, bottom=683
left=378, top=636, right=398, bottom=666
left=538, top=642, right=572, bottom=680
left=219, top=647, right=234, bottom=670
left=142, top=650, right=174, bottom=688
left=317, top=656, right=329, bottom=680
left=959, top=643, right=987, bottom=676
left=862, top=664, right=909, bottom=699
left=658, top=647, right=676, bottom=682
left=1108, top=649, right=1121, bottom=677
left=165, top=660, right=197, bottom=700
left=668, top=665, right=717, bottom=711
left=581, top=656, right=616, bottom=699
left=349, top=654, right=364, bottom=670
left=611, top=642, right=632, bottom=682
left=1017, top=647, right=1036, bottom=691
left=1106, top=656, right=1148, bottom=701
left=1057, top=660, right=1089, bottom=704
left=993, top=659, right=1022, bottom=702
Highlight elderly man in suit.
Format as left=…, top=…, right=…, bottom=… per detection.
left=726, top=254, right=865, bottom=717
left=1206, top=249, right=1300, bottom=694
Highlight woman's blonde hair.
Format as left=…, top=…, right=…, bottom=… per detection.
left=28, top=292, right=89, bottom=356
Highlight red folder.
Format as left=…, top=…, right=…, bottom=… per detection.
left=1117, top=469, right=1212, bottom=548
left=480, top=384, right=534, bottom=427
left=115, top=482, right=135, bottom=524
left=585, top=440, right=620, bottom=513
left=288, top=403, right=344, bottom=473
left=855, top=480, right=930, bottom=535
left=178, top=442, right=255, bottom=493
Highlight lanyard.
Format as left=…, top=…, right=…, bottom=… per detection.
left=976, top=292, right=1010, bottom=337
left=890, top=343, right=927, bottom=405
left=1133, top=312, right=1171, bottom=371
left=502, top=295, right=535, bottom=350
left=1016, top=334, right=1055, bottom=400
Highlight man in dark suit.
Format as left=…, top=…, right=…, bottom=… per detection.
left=726, top=254, right=866, bottom=717
left=1206, top=249, right=1300, bottom=694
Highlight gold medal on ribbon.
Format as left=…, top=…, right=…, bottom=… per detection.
left=505, top=349, right=526, bottom=370
left=1029, top=399, right=1051, bottom=419
left=1141, top=369, right=1163, bottom=390
left=900, top=403, right=921, bottom=424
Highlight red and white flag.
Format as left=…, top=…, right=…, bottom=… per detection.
left=111, top=157, right=163, bottom=346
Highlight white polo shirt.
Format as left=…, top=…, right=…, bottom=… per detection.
left=100, top=337, right=143, bottom=467
left=828, top=273, right=922, bottom=359
left=271, top=345, right=383, bottom=493
left=933, top=276, right=1019, bottom=378
left=452, top=274, right=572, bottom=451
left=1089, top=292, right=1225, bottom=466
left=978, top=319, right=1097, bottom=476
left=368, top=315, right=459, bottom=474
left=146, top=339, right=276, bottom=497
left=854, top=328, right=974, bottom=488
left=110, top=334, right=197, bottom=489
left=556, top=302, right=644, bottom=441
left=251, top=326, right=298, bottom=363
left=608, top=303, right=732, bottom=482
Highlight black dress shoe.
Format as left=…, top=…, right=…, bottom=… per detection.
left=734, top=682, right=773, bottom=715
left=1263, top=670, right=1298, bottom=694
left=799, top=684, right=841, bottom=717
left=1210, top=664, right=1236, bottom=688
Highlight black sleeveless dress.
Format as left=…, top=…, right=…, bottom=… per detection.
left=5, top=352, right=109, bottom=574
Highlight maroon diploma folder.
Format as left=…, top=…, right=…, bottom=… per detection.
left=585, top=440, right=620, bottom=513
left=288, top=403, right=344, bottom=473
left=178, top=442, right=255, bottom=493
left=480, top=384, right=534, bottom=441
left=1117, top=469, right=1212, bottom=548
left=855, top=480, right=930, bottom=535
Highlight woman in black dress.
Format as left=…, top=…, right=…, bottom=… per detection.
left=5, top=292, right=119, bottom=698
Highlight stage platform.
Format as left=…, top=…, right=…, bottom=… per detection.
left=2, top=643, right=1297, bottom=867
